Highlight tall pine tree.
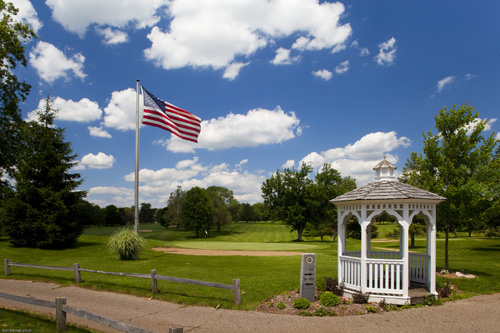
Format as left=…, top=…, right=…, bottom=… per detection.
left=4, top=98, right=86, bottom=248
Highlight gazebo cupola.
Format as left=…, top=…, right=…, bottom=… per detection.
left=330, top=157, right=446, bottom=305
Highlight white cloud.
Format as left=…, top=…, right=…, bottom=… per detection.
left=465, top=118, right=496, bottom=136
left=331, top=43, right=346, bottom=54
left=26, top=97, right=102, bottom=123
left=11, top=0, right=43, bottom=33
left=271, top=47, right=299, bottom=65
left=144, top=0, right=351, bottom=79
left=89, top=186, right=133, bottom=196
left=79, top=152, right=116, bottom=169
left=312, top=69, right=333, bottom=81
left=96, top=27, right=129, bottom=45
left=335, top=60, right=350, bottom=74
left=45, top=0, right=167, bottom=37
left=223, top=62, right=249, bottom=81
left=157, top=106, right=301, bottom=153
left=120, top=159, right=265, bottom=206
left=88, top=126, right=112, bottom=138
left=281, top=160, right=295, bottom=169
left=103, top=88, right=139, bottom=130
left=374, top=37, right=397, bottom=66
left=300, top=131, right=411, bottom=185
left=496, top=133, right=500, bottom=141
left=436, top=76, right=456, bottom=92
left=360, top=48, right=370, bottom=56
left=29, top=41, right=86, bottom=83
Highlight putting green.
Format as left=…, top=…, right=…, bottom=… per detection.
left=167, top=241, right=329, bottom=252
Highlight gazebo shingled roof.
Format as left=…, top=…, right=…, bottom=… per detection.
left=331, top=180, right=446, bottom=202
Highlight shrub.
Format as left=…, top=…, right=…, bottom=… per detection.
left=293, top=298, right=311, bottom=309
left=316, top=277, right=326, bottom=294
left=320, top=292, right=341, bottom=307
left=107, top=228, right=146, bottom=260
left=277, top=302, right=286, bottom=309
left=366, top=304, right=377, bottom=313
left=324, top=277, right=344, bottom=297
left=352, top=291, right=369, bottom=304
left=313, top=307, right=336, bottom=317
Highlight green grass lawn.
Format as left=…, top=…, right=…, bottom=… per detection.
left=0, top=307, right=98, bottom=332
left=1, top=222, right=499, bottom=311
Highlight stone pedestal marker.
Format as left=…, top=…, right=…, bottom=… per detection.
left=300, top=253, right=316, bottom=302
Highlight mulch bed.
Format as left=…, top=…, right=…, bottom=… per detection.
left=255, top=290, right=386, bottom=316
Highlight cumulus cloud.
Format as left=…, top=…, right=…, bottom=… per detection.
left=89, top=186, right=134, bottom=196
left=88, top=126, right=112, bottom=138
left=103, top=88, right=139, bottom=130
left=436, top=76, right=456, bottom=92
left=144, top=0, right=351, bottom=79
left=312, top=69, right=333, bottom=81
left=282, top=160, right=295, bottom=169
left=156, top=107, right=302, bottom=153
left=26, top=97, right=102, bottom=123
left=29, top=41, right=86, bottom=83
left=335, top=60, right=350, bottom=74
left=96, top=27, right=129, bottom=45
left=11, top=0, right=43, bottom=33
left=223, top=62, right=249, bottom=81
left=271, top=47, right=299, bottom=65
left=79, top=152, right=116, bottom=169
left=45, top=0, right=167, bottom=37
left=374, top=37, right=397, bottom=66
left=300, top=131, right=411, bottom=185
left=119, top=158, right=265, bottom=207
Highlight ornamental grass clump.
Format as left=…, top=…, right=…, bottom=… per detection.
left=107, top=228, right=146, bottom=260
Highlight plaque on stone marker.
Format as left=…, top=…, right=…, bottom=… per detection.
left=300, top=253, right=316, bottom=302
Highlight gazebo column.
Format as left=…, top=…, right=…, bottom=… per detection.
left=400, top=220, right=410, bottom=299
left=427, top=211, right=437, bottom=295
left=337, top=214, right=346, bottom=282
left=366, top=221, right=372, bottom=259
left=360, top=220, right=370, bottom=293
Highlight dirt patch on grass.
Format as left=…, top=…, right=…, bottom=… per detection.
left=151, top=247, right=303, bottom=256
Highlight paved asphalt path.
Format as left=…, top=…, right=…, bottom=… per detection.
left=1, top=279, right=499, bottom=332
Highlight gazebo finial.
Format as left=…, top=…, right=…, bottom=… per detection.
left=373, top=156, right=396, bottom=181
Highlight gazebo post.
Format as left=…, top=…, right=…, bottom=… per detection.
left=401, top=221, right=410, bottom=299
left=428, top=211, right=437, bottom=295
left=360, top=220, right=370, bottom=293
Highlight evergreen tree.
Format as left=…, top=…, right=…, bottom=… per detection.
left=3, top=98, right=86, bottom=248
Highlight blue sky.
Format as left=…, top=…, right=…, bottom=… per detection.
left=11, top=0, right=500, bottom=208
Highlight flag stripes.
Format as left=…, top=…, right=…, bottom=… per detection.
left=142, top=87, right=201, bottom=143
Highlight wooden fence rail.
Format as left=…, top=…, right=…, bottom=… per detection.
left=0, top=292, right=153, bottom=333
left=4, top=258, right=241, bottom=305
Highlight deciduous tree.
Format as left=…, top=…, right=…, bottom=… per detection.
left=402, top=104, right=500, bottom=270
left=181, top=187, right=213, bottom=237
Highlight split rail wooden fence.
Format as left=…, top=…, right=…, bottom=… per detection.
left=4, top=258, right=241, bottom=305
left=0, top=291, right=153, bottom=332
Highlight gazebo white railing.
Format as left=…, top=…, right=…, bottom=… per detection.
left=339, top=251, right=429, bottom=297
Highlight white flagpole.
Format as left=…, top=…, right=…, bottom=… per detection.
left=134, top=79, right=140, bottom=236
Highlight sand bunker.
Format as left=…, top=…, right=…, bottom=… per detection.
left=151, top=247, right=303, bottom=256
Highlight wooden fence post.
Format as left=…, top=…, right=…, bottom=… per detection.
left=55, top=297, right=67, bottom=332
left=73, top=263, right=81, bottom=283
left=151, top=269, right=158, bottom=294
left=233, top=279, right=241, bottom=305
left=4, top=259, right=10, bottom=276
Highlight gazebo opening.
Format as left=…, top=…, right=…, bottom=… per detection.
left=331, top=157, right=446, bottom=305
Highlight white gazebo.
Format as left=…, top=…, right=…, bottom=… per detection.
left=330, top=157, right=446, bottom=305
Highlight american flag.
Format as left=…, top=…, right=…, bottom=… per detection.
left=142, top=87, right=201, bottom=143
